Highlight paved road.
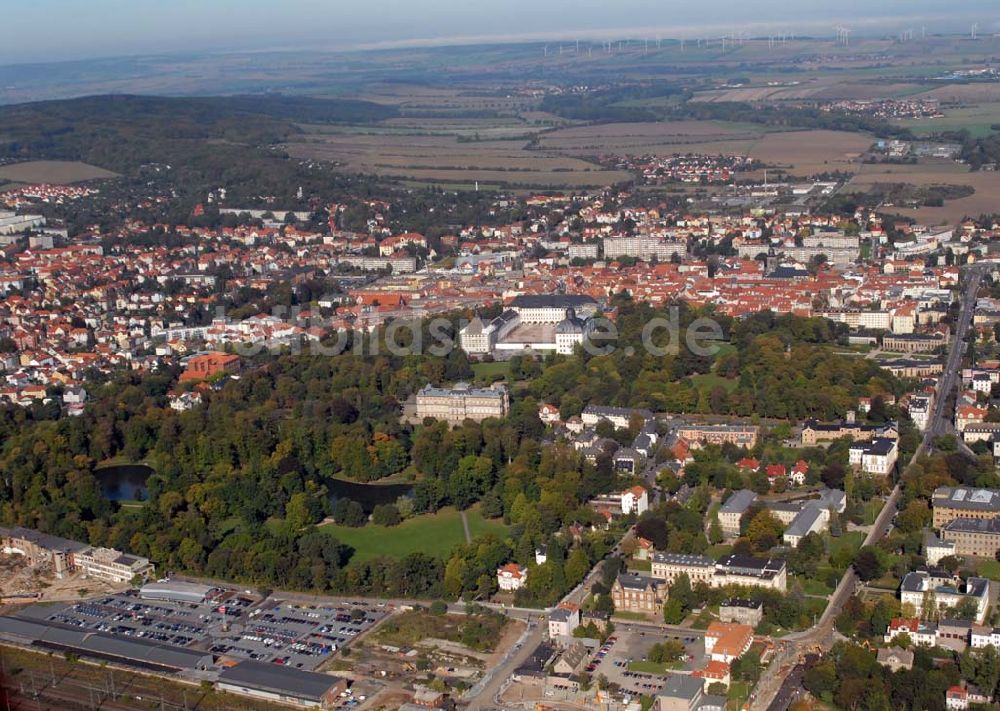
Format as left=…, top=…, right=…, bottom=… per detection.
left=752, top=264, right=988, bottom=711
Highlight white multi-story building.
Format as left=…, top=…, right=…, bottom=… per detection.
left=849, top=437, right=898, bottom=476
left=568, top=242, right=600, bottom=260
left=621, top=486, right=649, bottom=516
left=909, top=395, right=933, bottom=431
left=548, top=605, right=581, bottom=639
left=74, top=547, right=155, bottom=583
left=603, top=235, right=686, bottom=262
left=899, top=571, right=990, bottom=624
left=415, top=382, right=509, bottom=423
left=507, top=295, right=599, bottom=323
left=650, top=553, right=787, bottom=592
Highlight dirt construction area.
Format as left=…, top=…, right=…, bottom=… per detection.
left=0, top=554, right=127, bottom=603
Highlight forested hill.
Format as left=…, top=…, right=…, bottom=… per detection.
left=0, top=94, right=396, bottom=200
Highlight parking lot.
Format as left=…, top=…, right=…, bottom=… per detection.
left=583, top=627, right=708, bottom=696
left=20, top=590, right=387, bottom=671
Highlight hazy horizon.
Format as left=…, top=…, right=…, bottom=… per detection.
left=1, top=0, right=995, bottom=66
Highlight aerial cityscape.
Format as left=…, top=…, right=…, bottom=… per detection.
left=4, top=2, right=1000, bottom=711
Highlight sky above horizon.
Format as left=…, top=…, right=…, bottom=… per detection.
left=2, top=0, right=994, bottom=65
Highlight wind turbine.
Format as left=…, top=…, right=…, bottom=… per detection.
left=971, top=23, right=979, bottom=40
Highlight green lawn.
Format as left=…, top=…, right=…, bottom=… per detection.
left=472, top=361, right=511, bottom=382
left=319, top=506, right=508, bottom=563
left=793, top=574, right=833, bottom=597
left=728, top=681, right=751, bottom=711
left=976, top=559, right=1000, bottom=581
left=614, top=611, right=655, bottom=622
left=828, top=531, right=866, bottom=561
left=707, top=544, right=733, bottom=559
left=863, top=499, right=884, bottom=526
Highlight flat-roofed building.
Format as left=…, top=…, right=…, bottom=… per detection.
left=217, top=660, right=347, bottom=708
left=942, top=518, right=1000, bottom=559
left=140, top=580, right=216, bottom=604
left=603, top=235, right=686, bottom=262
left=75, top=547, right=154, bottom=583
left=416, top=382, right=509, bottom=423
left=932, top=487, right=1000, bottom=528
left=0, top=616, right=213, bottom=673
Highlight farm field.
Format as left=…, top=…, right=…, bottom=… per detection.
left=284, top=131, right=630, bottom=187
left=0, top=160, right=118, bottom=184
left=848, top=162, right=1000, bottom=224
left=746, top=130, right=871, bottom=174
left=894, top=101, right=1000, bottom=137
left=536, top=120, right=770, bottom=155
left=318, top=505, right=508, bottom=563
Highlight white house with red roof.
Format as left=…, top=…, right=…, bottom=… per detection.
left=538, top=402, right=561, bottom=425
left=497, top=563, right=528, bottom=592
left=621, top=486, right=649, bottom=516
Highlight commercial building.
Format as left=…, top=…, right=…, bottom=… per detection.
left=941, top=518, right=1000, bottom=559
left=139, top=580, right=216, bottom=604
left=217, top=660, right=347, bottom=709
left=932, top=487, right=1000, bottom=528
left=415, top=382, right=509, bottom=423
left=0, top=616, right=213, bottom=673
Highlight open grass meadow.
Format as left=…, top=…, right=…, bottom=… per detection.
left=319, top=505, right=508, bottom=563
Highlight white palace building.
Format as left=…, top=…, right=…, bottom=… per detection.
left=460, top=294, right=599, bottom=358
